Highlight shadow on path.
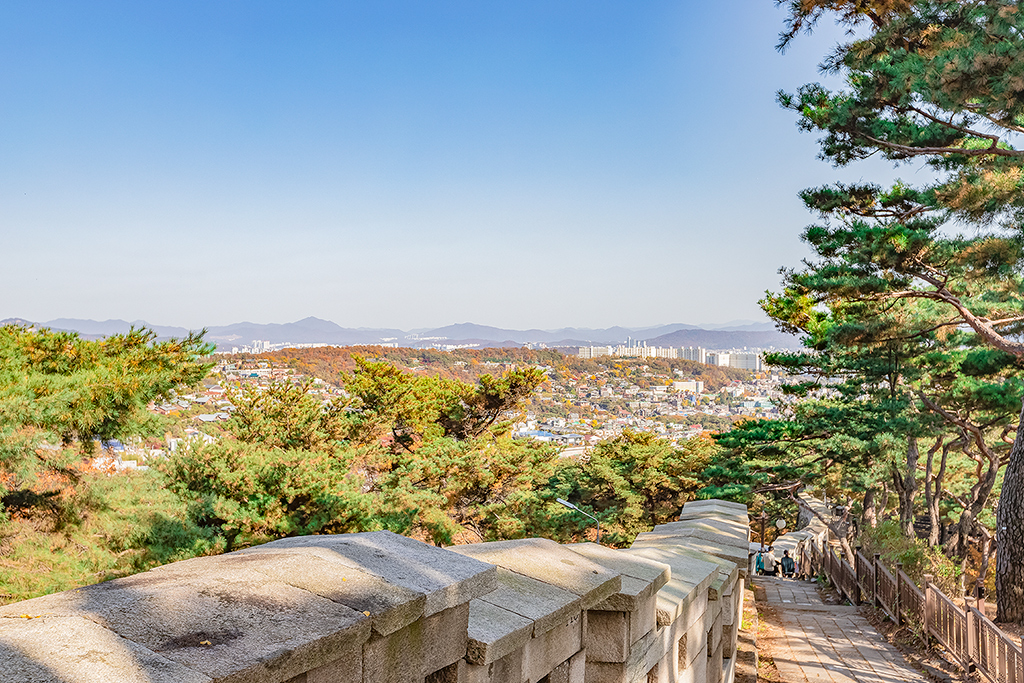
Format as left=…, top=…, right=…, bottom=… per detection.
left=754, top=575, right=930, bottom=683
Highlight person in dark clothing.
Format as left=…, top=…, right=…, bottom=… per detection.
left=780, top=549, right=796, bottom=578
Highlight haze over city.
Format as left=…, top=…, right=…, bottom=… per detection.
left=3, top=1, right=916, bottom=329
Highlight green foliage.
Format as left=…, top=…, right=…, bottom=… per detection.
left=0, top=324, right=213, bottom=521
left=771, top=0, right=1024, bottom=619
left=364, top=434, right=559, bottom=545
left=161, top=362, right=561, bottom=548
left=549, top=432, right=718, bottom=546
left=0, top=469, right=219, bottom=605
left=225, top=380, right=348, bottom=450
left=342, top=356, right=546, bottom=449
left=858, top=521, right=960, bottom=595
left=0, top=325, right=213, bottom=444
left=158, top=441, right=372, bottom=551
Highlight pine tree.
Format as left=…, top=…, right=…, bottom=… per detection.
left=775, top=0, right=1024, bottom=621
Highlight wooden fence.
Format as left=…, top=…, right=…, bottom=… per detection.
left=798, top=542, right=1024, bottom=683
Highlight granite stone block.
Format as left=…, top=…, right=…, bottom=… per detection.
left=423, top=603, right=470, bottom=676
left=465, top=600, right=532, bottom=666
left=0, top=563, right=372, bottom=683
left=247, top=531, right=497, bottom=616
left=450, top=540, right=619, bottom=609
left=0, top=615, right=212, bottom=683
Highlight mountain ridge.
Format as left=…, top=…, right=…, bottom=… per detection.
left=2, top=316, right=801, bottom=350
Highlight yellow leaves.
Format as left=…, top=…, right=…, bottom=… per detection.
left=363, top=611, right=371, bottom=616
left=200, top=640, right=212, bottom=646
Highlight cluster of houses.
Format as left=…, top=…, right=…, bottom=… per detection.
left=516, top=368, right=786, bottom=450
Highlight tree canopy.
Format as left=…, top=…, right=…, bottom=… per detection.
left=771, top=0, right=1024, bottom=622
left=0, top=324, right=212, bottom=521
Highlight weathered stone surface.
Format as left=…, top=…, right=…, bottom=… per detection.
left=426, top=660, right=466, bottom=683
left=663, top=548, right=738, bottom=602
left=0, top=503, right=750, bottom=683
left=0, top=615, right=211, bottom=683
left=679, top=499, right=747, bottom=514
left=422, top=603, right=470, bottom=676
left=465, top=600, right=533, bottom=666
left=585, top=610, right=629, bottom=663
left=305, top=650, right=363, bottom=683
left=566, top=544, right=669, bottom=612
left=631, top=535, right=748, bottom=578
left=479, top=568, right=580, bottom=638
left=654, top=518, right=749, bottom=546
left=164, top=548, right=426, bottom=636
left=589, top=576, right=649, bottom=614
left=676, top=641, right=707, bottom=683
left=361, top=603, right=469, bottom=683
left=247, top=531, right=497, bottom=616
left=622, top=546, right=716, bottom=630
left=465, top=649, right=523, bottom=683
left=706, top=636, right=723, bottom=683
left=674, top=506, right=743, bottom=523
left=362, top=619, right=424, bottom=683
left=628, top=592, right=657, bottom=646
left=585, top=618, right=665, bottom=683
left=0, top=563, right=371, bottom=683
left=522, top=609, right=583, bottom=683
left=548, top=647, right=586, bottom=683
left=450, top=539, right=620, bottom=609
left=567, top=648, right=586, bottom=683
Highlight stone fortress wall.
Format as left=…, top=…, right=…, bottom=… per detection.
left=0, top=499, right=750, bottom=683
left=767, top=494, right=830, bottom=569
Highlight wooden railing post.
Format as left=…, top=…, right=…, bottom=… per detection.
left=966, top=603, right=977, bottom=673
left=895, top=562, right=903, bottom=626
left=924, top=573, right=935, bottom=648
left=873, top=553, right=881, bottom=608
left=854, top=546, right=863, bottom=605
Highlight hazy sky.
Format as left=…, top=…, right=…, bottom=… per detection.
left=2, top=1, right=920, bottom=330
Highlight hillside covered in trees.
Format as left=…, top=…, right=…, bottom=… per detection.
left=0, top=328, right=721, bottom=603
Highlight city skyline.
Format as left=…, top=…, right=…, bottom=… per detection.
left=2, top=2, right=920, bottom=330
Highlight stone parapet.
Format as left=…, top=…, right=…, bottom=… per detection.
left=0, top=501, right=748, bottom=683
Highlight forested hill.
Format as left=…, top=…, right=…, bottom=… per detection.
left=2, top=317, right=800, bottom=351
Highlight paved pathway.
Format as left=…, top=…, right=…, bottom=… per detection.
left=755, top=575, right=929, bottom=683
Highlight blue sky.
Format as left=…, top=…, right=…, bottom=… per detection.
left=1, top=1, right=920, bottom=330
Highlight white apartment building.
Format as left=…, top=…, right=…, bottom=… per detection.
left=576, top=343, right=764, bottom=372
left=727, top=351, right=763, bottom=372
left=706, top=352, right=731, bottom=367
left=679, top=346, right=707, bottom=363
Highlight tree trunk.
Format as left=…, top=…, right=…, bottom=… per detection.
left=945, top=442, right=1000, bottom=560
left=924, top=435, right=955, bottom=547
left=892, top=436, right=919, bottom=538
left=977, top=528, right=992, bottom=601
left=876, top=479, right=889, bottom=523
left=862, top=488, right=877, bottom=530
left=996, top=400, right=1024, bottom=624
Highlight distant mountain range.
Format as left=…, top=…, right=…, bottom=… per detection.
left=1, top=316, right=802, bottom=351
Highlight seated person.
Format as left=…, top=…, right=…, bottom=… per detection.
left=780, top=549, right=796, bottom=578
left=763, top=547, right=778, bottom=576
